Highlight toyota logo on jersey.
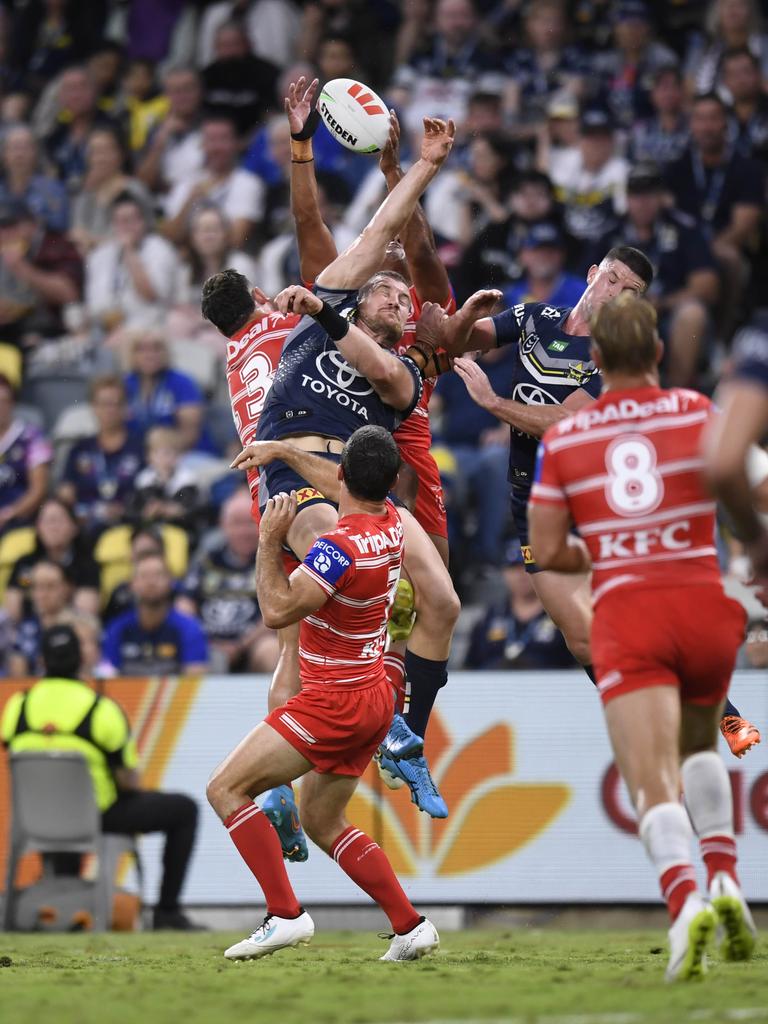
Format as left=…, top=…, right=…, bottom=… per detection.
left=315, top=349, right=374, bottom=396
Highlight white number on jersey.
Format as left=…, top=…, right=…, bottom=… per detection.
left=604, top=435, right=663, bottom=516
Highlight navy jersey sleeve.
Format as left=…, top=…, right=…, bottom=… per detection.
left=584, top=366, right=603, bottom=400
left=491, top=304, right=525, bottom=349
left=312, top=285, right=359, bottom=312
left=731, top=323, right=768, bottom=390
left=395, top=355, right=424, bottom=419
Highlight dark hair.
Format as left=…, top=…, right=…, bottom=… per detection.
left=31, top=558, right=75, bottom=587
left=722, top=45, right=761, bottom=69
left=130, top=522, right=164, bottom=547
left=187, top=204, right=233, bottom=285
left=201, top=268, right=255, bottom=336
left=89, top=372, right=125, bottom=403
left=87, top=125, right=129, bottom=172
left=36, top=496, right=78, bottom=532
left=110, top=189, right=146, bottom=217
left=341, top=425, right=401, bottom=502
left=358, top=270, right=410, bottom=305
left=604, top=245, right=654, bottom=289
left=41, top=624, right=81, bottom=678
left=692, top=91, right=729, bottom=113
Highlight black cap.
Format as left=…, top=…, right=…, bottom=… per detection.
left=580, top=105, right=615, bottom=135
left=627, top=162, right=664, bottom=193
left=522, top=221, right=564, bottom=249
left=0, top=196, right=32, bottom=227
left=41, top=624, right=81, bottom=678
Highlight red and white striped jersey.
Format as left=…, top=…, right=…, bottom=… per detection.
left=530, top=386, right=720, bottom=605
left=226, top=311, right=301, bottom=504
left=392, top=288, right=456, bottom=454
left=298, top=500, right=403, bottom=688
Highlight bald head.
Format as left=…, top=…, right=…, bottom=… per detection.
left=222, top=489, right=258, bottom=558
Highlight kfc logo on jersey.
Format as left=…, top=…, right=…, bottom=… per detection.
left=597, top=520, right=691, bottom=560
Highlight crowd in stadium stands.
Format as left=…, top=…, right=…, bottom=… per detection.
left=0, top=0, right=767, bottom=677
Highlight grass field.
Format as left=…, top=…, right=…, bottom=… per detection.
left=1, top=929, right=767, bottom=1024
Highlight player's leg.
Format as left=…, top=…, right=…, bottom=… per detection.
left=300, top=770, right=439, bottom=960
left=207, top=721, right=315, bottom=959
left=679, top=700, right=756, bottom=961
left=603, top=685, right=716, bottom=981
left=531, top=569, right=594, bottom=675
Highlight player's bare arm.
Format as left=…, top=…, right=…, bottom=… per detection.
left=437, top=291, right=504, bottom=357
left=379, top=110, right=451, bottom=305
left=287, top=75, right=339, bottom=284
left=528, top=502, right=592, bottom=574
left=231, top=442, right=343, bottom=502
left=454, top=357, right=595, bottom=438
left=273, top=284, right=420, bottom=410
left=316, top=117, right=455, bottom=290
left=255, top=491, right=329, bottom=629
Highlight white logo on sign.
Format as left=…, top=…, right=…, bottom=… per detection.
left=314, top=553, right=332, bottom=574
left=513, top=383, right=558, bottom=405
left=315, top=350, right=374, bottom=396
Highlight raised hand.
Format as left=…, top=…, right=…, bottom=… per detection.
left=415, top=301, right=449, bottom=350
left=284, top=76, right=319, bottom=135
left=420, top=117, right=456, bottom=166
left=273, top=284, right=323, bottom=316
left=460, top=289, right=503, bottom=322
left=230, top=441, right=284, bottom=473
left=379, top=109, right=402, bottom=177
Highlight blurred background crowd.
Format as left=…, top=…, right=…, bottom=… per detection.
left=0, top=0, right=767, bottom=678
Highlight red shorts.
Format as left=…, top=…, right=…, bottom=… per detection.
left=265, top=677, right=393, bottom=776
left=592, top=584, right=746, bottom=706
left=400, top=446, right=448, bottom=539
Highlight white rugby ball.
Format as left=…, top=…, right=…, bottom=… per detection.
left=318, top=78, right=390, bottom=154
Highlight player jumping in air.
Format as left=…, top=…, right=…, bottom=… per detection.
left=207, top=426, right=440, bottom=963
left=438, top=245, right=760, bottom=757
left=528, top=293, right=756, bottom=982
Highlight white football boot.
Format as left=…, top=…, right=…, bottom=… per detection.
left=224, top=911, right=314, bottom=961
left=709, top=871, right=757, bottom=962
left=665, top=892, right=717, bottom=982
left=379, top=918, right=440, bottom=961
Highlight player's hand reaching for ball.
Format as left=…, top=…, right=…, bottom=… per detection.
left=420, top=117, right=455, bottom=166
left=230, top=441, right=285, bottom=473
left=260, top=491, right=298, bottom=544
left=273, top=284, right=323, bottom=316
left=454, top=357, right=497, bottom=411
left=285, top=75, right=319, bottom=135
left=379, top=110, right=402, bottom=177
left=415, top=302, right=448, bottom=351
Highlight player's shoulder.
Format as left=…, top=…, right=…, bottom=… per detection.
left=226, top=311, right=298, bottom=367
left=667, top=387, right=712, bottom=413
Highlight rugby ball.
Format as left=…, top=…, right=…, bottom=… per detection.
left=318, top=78, right=390, bottom=154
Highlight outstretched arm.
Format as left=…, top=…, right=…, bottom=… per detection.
left=379, top=111, right=451, bottom=305
left=287, top=76, right=338, bottom=283
left=528, top=502, right=591, bottom=573
left=255, top=492, right=329, bottom=629
left=232, top=441, right=342, bottom=502
left=316, top=117, right=455, bottom=290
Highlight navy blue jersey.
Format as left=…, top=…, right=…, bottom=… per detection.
left=492, top=301, right=602, bottom=492
left=102, top=608, right=208, bottom=675
left=256, top=286, right=422, bottom=444
left=731, top=319, right=768, bottom=391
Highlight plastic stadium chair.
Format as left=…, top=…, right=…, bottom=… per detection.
left=0, top=343, right=22, bottom=390
left=95, top=523, right=190, bottom=603
left=169, top=339, right=221, bottom=395
left=2, top=751, right=142, bottom=932
left=0, top=526, right=36, bottom=599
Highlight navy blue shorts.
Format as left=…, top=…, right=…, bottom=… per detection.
left=510, top=485, right=540, bottom=574
left=260, top=453, right=341, bottom=514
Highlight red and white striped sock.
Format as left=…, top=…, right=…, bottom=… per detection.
left=224, top=801, right=302, bottom=919
left=330, top=826, right=420, bottom=935
left=700, top=833, right=739, bottom=886
left=639, top=801, right=699, bottom=921
left=384, top=650, right=406, bottom=714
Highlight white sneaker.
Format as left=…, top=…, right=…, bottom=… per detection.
left=379, top=918, right=439, bottom=961
left=224, top=911, right=314, bottom=961
left=665, top=892, right=717, bottom=982
left=709, top=871, right=757, bottom=961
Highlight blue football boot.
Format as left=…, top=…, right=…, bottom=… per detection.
left=376, top=751, right=448, bottom=819
left=261, top=785, right=309, bottom=862
left=381, top=712, right=423, bottom=760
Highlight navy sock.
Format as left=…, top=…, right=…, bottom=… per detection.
left=584, top=664, right=596, bottom=685
left=723, top=696, right=741, bottom=719
left=402, top=651, right=447, bottom=740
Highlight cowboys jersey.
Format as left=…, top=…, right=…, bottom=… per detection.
left=256, top=286, right=422, bottom=444
left=492, top=301, right=602, bottom=493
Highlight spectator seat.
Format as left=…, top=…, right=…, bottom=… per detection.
left=0, top=526, right=36, bottom=599
left=94, top=523, right=189, bottom=604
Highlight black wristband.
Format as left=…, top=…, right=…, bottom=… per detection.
left=291, top=107, right=321, bottom=141
left=312, top=300, right=350, bottom=341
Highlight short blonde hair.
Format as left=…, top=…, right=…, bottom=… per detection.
left=146, top=425, right=181, bottom=453
left=590, top=292, right=658, bottom=374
